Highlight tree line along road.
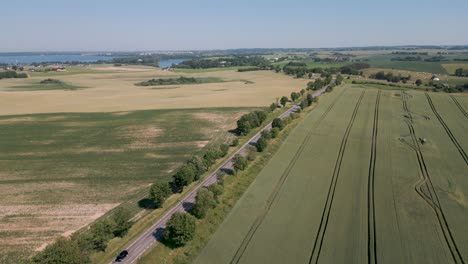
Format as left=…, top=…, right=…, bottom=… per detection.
left=112, top=87, right=328, bottom=264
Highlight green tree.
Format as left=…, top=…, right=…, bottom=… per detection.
left=280, top=96, right=288, bottom=107
left=300, top=89, right=306, bottom=95
left=256, top=136, right=268, bottom=152
left=164, top=212, right=196, bottom=247
left=112, top=207, right=133, bottom=237
left=89, top=220, right=114, bottom=251
left=272, top=117, right=285, bottom=130
left=149, top=182, right=172, bottom=208
left=192, top=188, right=217, bottom=218
left=290, top=92, right=299, bottom=101
left=203, top=147, right=222, bottom=167
left=336, top=74, right=344, bottom=85
left=231, top=138, right=239, bottom=146
left=300, top=100, right=307, bottom=110
left=415, top=79, right=423, bottom=86
left=455, top=68, right=464, bottom=77
left=173, top=164, right=196, bottom=189
left=233, top=154, right=248, bottom=172
left=187, top=155, right=207, bottom=177
left=32, top=237, right=90, bottom=264
left=270, top=102, right=278, bottom=112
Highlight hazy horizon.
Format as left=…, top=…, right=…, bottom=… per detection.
left=1, top=0, right=468, bottom=52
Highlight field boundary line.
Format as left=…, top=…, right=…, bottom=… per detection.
left=229, top=87, right=348, bottom=264
left=425, top=93, right=468, bottom=165
left=308, top=89, right=366, bottom=264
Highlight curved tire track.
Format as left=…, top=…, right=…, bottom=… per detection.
left=404, top=95, right=465, bottom=264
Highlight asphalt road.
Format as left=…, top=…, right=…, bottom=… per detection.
left=111, top=88, right=327, bottom=264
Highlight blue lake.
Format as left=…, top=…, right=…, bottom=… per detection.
left=158, top=59, right=186, bottom=68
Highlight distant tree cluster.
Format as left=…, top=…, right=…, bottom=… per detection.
left=339, top=63, right=370, bottom=75
left=0, top=71, right=28, bottom=79
left=237, top=67, right=263, bottom=72
left=136, top=76, right=209, bottom=86
left=40, top=78, right=63, bottom=84
left=392, top=51, right=429, bottom=55
left=370, top=71, right=411, bottom=83
left=174, top=56, right=271, bottom=69
left=455, top=68, right=467, bottom=77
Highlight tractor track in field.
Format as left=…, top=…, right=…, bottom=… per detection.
left=308, top=89, right=366, bottom=264
left=403, top=95, right=465, bottom=264
left=450, top=95, right=468, bottom=119
left=401, top=92, right=438, bottom=210
left=367, top=89, right=381, bottom=264
left=229, top=87, right=347, bottom=264
left=425, top=93, right=468, bottom=165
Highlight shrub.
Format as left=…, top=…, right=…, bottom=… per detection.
left=207, top=184, right=224, bottom=202
left=270, top=127, right=280, bottom=138
left=246, top=146, right=257, bottom=161
left=220, top=143, right=229, bottom=157
left=307, top=94, right=314, bottom=106
left=231, top=138, right=239, bottom=147
left=261, top=130, right=272, bottom=140
left=233, top=154, right=248, bottom=172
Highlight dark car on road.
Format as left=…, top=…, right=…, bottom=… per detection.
left=115, top=250, right=128, bottom=262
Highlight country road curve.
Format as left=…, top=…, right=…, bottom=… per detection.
left=110, top=87, right=328, bottom=264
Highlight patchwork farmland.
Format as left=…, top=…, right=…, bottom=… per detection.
left=0, top=108, right=247, bottom=263
left=195, top=85, right=468, bottom=264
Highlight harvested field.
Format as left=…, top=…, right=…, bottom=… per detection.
left=0, top=108, right=247, bottom=263
left=0, top=66, right=308, bottom=115
left=196, top=85, right=468, bottom=264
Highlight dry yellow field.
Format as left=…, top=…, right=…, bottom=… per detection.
left=0, top=66, right=308, bottom=116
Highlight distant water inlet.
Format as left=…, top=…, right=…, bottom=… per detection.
left=158, top=59, right=186, bottom=68
left=0, top=54, right=113, bottom=64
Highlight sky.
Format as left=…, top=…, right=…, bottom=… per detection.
left=1, top=0, right=468, bottom=52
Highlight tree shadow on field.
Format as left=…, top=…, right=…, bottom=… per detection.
left=228, top=128, right=239, bottom=136
left=138, top=198, right=155, bottom=209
